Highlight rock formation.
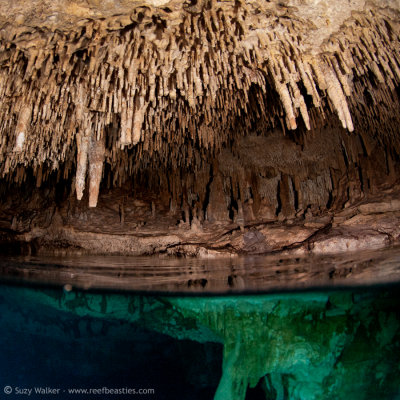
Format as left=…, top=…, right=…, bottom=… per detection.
left=0, top=0, right=399, bottom=256
left=2, top=284, right=400, bottom=399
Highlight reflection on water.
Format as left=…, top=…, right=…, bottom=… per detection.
left=0, top=283, right=399, bottom=399
left=1, top=245, right=400, bottom=293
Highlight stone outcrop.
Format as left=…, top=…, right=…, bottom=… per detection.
left=2, top=284, right=400, bottom=399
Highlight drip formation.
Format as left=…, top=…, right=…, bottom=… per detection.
left=0, top=0, right=399, bottom=207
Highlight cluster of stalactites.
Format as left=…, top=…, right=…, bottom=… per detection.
left=0, top=2, right=398, bottom=207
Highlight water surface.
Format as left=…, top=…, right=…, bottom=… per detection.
left=1, top=245, right=400, bottom=293
left=0, top=248, right=400, bottom=399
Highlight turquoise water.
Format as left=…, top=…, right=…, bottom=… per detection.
left=0, top=283, right=399, bottom=399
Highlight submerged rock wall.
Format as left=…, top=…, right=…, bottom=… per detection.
left=1, top=284, right=400, bottom=399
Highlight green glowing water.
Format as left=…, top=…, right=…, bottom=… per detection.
left=0, top=284, right=399, bottom=399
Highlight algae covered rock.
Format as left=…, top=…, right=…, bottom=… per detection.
left=0, top=284, right=399, bottom=399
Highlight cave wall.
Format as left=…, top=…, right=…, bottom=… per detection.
left=1, top=111, right=400, bottom=256
left=0, top=0, right=399, bottom=255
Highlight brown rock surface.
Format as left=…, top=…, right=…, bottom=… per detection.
left=0, top=0, right=399, bottom=256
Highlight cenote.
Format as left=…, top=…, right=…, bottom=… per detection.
left=1, top=250, right=400, bottom=400
left=0, top=0, right=400, bottom=398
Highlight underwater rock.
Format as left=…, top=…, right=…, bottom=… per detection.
left=1, top=284, right=399, bottom=400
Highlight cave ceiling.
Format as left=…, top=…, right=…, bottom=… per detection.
left=0, top=0, right=398, bottom=208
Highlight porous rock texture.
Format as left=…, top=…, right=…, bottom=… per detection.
left=0, top=0, right=399, bottom=256
left=2, top=285, right=400, bottom=400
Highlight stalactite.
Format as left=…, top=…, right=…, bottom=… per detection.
left=88, top=134, right=105, bottom=208
left=321, top=64, right=354, bottom=132
left=13, top=105, right=31, bottom=152
left=0, top=1, right=397, bottom=206
left=75, top=132, right=89, bottom=201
